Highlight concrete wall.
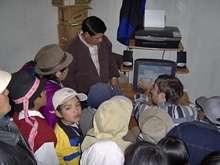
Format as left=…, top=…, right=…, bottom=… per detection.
left=0, top=0, right=58, bottom=71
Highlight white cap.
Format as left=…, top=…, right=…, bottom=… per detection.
left=0, top=70, right=11, bottom=93
left=52, top=87, right=87, bottom=109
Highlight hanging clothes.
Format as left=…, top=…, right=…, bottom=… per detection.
left=117, top=0, right=146, bottom=46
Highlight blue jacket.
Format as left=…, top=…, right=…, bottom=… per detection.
left=167, top=120, right=220, bottom=165
left=117, top=0, right=146, bottom=46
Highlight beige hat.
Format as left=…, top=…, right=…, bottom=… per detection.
left=81, top=96, right=132, bottom=152
left=0, top=70, right=11, bottom=93
left=52, top=87, right=87, bottom=110
left=139, top=106, right=174, bottom=143
left=34, top=44, right=73, bottom=75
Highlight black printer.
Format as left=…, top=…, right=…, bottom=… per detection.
left=134, top=26, right=182, bottom=48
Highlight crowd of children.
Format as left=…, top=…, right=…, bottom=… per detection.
left=1, top=51, right=220, bottom=165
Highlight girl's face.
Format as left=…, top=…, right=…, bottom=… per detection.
left=56, top=67, right=69, bottom=81
left=58, top=96, right=82, bottom=126
left=0, top=89, right=11, bottom=119
left=38, top=90, right=47, bottom=107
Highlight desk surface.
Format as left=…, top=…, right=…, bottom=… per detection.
left=129, top=40, right=184, bottom=51
left=120, top=83, right=140, bottom=103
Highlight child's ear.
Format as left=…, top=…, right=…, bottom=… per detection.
left=55, top=109, right=62, bottom=118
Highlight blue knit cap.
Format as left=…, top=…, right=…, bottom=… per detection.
left=86, top=83, right=123, bottom=109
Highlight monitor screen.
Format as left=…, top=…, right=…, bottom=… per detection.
left=133, top=59, right=177, bottom=92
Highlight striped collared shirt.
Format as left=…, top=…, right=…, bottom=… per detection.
left=133, top=94, right=199, bottom=125
left=78, top=32, right=100, bottom=75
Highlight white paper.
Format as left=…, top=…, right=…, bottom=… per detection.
left=144, top=10, right=166, bottom=28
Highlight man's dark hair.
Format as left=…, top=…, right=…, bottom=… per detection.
left=81, top=16, right=107, bottom=36
left=155, top=74, right=184, bottom=105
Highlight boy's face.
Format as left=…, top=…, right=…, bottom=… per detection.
left=0, top=89, right=11, bottom=119
left=56, top=96, right=82, bottom=126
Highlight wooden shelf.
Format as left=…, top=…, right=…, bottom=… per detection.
left=121, top=64, right=189, bottom=74
left=176, top=66, right=189, bottom=74
left=128, top=39, right=188, bottom=74
left=129, top=40, right=184, bottom=51
left=120, top=64, right=133, bottom=72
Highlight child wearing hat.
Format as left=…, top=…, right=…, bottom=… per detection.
left=52, top=87, right=87, bottom=165
left=81, top=95, right=133, bottom=152
left=79, top=82, right=123, bottom=136
left=7, top=70, right=59, bottom=165
left=34, top=44, right=73, bottom=128
left=0, top=70, right=37, bottom=165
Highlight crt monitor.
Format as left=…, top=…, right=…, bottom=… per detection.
left=133, top=58, right=177, bottom=92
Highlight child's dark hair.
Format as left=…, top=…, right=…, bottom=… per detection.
left=124, top=141, right=169, bottom=165
left=56, top=105, right=62, bottom=113
left=158, top=136, right=189, bottom=165
left=200, top=150, right=220, bottom=165
left=40, top=67, right=67, bottom=84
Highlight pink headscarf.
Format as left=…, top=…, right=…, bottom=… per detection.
left=13, top=78, right=40, bottom=152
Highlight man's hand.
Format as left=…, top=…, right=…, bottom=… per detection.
left=110, top=77, right=119, bottom=88
left=138, top=79, right=153, bottom=92
left=138, top=79, right=155, bottom=105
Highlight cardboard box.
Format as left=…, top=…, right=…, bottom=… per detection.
left=58, top=24, right=81, bottom=45
left=58, top=5, right=91, bottom=25
left=52, top=0, right=91, bottom=6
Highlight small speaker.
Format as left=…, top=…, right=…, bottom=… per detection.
left=123, top=50, right=133, bottom=67
left=177, top=51, right=187, bottom=68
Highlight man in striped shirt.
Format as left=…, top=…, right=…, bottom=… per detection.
left=133, top=74, right=199, bottom=141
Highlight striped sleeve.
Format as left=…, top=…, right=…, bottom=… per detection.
left=133, top=94, right=150, bottom=120
left=165, top=105, right=199, bottom=125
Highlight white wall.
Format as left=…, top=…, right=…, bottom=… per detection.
left=0, top=0, right=58, bottom=71
left=89, top=0, right=220, bottom=103
left=1, top=0, right=220, bottom=103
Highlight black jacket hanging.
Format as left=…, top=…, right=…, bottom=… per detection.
left=117, top=0, right=146, bottom=46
